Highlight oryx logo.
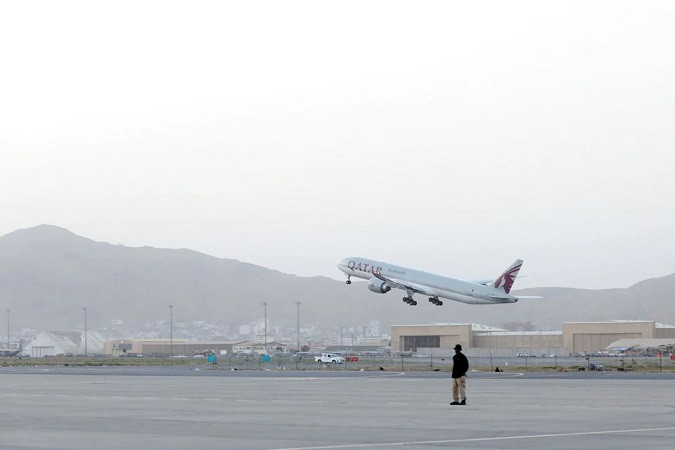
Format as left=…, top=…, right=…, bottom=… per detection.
left=493, top=264, right=521, bottom=294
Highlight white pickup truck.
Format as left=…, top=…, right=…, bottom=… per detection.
left=314, top=353, right=345, bottom=364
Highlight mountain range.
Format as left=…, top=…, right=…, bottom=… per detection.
left=1, top=225, right=673, bottom=332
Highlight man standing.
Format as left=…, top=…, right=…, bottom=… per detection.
left=450, top=344, right=469, bottom=405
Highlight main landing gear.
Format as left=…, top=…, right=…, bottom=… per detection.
left=402, top=296, right=417, bottom=306
left=346, top=275, right=351, bottom=285
left=428, top=297, right=443, bottom=306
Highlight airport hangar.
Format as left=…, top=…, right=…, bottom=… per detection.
left=391, top=320, right=675, bottom=356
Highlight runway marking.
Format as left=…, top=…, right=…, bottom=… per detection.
left=270, top=426, right=675, bottom=449
left=475, top=372, right=524, bottom=379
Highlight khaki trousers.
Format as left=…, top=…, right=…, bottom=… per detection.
left=452, top=375, right=466, bottom=402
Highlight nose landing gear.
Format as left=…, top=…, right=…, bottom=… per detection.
left=346, top=275, right=351, bottom=285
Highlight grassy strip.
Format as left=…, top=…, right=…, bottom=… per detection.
left=0, top=357, right=201, bottom=367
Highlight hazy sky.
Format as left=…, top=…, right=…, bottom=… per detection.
left=1, top=1, right=674, bottom=289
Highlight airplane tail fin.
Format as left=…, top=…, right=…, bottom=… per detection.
left=490, top=260, right=523, bottom=294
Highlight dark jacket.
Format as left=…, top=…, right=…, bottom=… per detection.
left=452, top=352, right=469, bottom=378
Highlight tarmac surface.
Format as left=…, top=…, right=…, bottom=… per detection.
left=1, top=367, right=674, bottom=449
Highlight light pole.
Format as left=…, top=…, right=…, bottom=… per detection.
left=169, top=305, right=174, bottom=357
left=83, top=307, right=88, bottom=356
left=263, top=302, right=268, bottom=354
left=6, top=309, right=9, bottom=350
left=295, top=301, right=302, bottom=352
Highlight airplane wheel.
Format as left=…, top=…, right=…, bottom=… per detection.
left=346, top=280, right=351, bottom=285
left=438, top=301, right=443, bottom=306
left=412, top=300, right=417, bottom=306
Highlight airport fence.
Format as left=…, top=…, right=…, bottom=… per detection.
left=214, top=353, right=675, bottom=373
left=2, top=354, right=673, bottom=373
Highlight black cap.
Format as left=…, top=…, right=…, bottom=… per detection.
left=454, top=344, right=462, bottom=351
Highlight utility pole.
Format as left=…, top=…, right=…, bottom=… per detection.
left=263, top=302, right=267, bottom=354
left=169, top=305, right=174, bottom=357
left=6, top=309, right=9, bottom=349
left=295, top=301, right=302, bottom=352
left=83, top=307, right=88, bottom=356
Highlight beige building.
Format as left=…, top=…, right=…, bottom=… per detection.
left=563, top=321, right=675, bottom=354
left=473, top=331, right=564, bottom=356
left=391, top=324, right=485, bottom=354
left=655, top=323, right=675, bottom=339
left=391, top=320, right=675, bottom=356
left=392, top=323, right=564, bottom=356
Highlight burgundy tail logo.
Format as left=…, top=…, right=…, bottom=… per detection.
left=493, top=264, right=521, bottom=294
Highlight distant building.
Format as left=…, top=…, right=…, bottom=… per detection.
left=563, top=321, right=675, bottom=354
left=391, top=320, right=675, bottom=356
left=606, top=338, right=675, bottom=354
left=321, top=341, right=390, bottom=355
left=391, top=323, right=502, bottom=355
left=472, top=330, right=564, bottom=356
left=103, top=339, right=245, bottom=356
left=232, top=341, right=287, bottom=355
left=28, top=331, right=105, bottom=357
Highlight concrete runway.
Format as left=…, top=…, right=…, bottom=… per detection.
left=1, top=368, right=674, bottom=449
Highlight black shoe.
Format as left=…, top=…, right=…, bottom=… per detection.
left=459, top=399, right=466, bottom=405
left=450, top=401, right=460, bottom=405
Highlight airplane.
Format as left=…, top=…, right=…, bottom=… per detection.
left=337, top=257, right=541, bottom=306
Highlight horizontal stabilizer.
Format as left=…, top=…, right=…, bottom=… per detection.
left=474, top=275, right=528, bottom=286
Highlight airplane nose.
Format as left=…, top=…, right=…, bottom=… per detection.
left=337, top=258, right=350, bottom=272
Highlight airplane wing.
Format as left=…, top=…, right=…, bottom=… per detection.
left=488, top=294, right=513, bottom=302
left=373, top=272, right=439, bottom=297
left=489, top=293, right=543, bottom=302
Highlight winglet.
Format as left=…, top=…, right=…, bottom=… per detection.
left=490, top=260, right=523, bottom=294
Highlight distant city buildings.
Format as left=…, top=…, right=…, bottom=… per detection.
left=11, top=318, right=674, bottom=358
left=3, top=317, right=391, bottom=357
left=94, top=319, right=675, bottom=358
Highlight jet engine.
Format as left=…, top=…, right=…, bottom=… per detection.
left=367, top=278, right=391, bottom=293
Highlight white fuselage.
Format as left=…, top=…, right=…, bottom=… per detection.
left=337, top=257, right=518, bottom=305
